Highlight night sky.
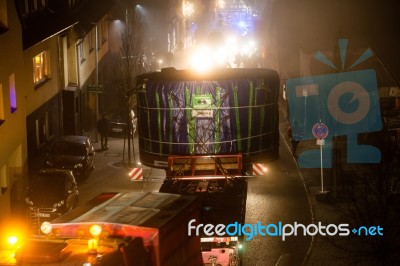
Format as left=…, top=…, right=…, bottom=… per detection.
left=269, top=0, right=400, bottom=82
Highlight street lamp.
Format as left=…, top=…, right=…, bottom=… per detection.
left=217, top=0, right=226, bottom=9
left=183, top=1, right=194, bottom=18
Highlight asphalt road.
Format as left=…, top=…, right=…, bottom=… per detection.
left=78, top=134, right=312, bottom=266
left=243, top=135, right=312, bottom=266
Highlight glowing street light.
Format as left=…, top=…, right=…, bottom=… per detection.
left=217, top=0, right=226, bottom=9
left=183, top=1, right=194, bottom=17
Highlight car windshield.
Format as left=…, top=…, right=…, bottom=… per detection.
left=30, top=173, right=66, bottom=197
left=52, top=142, right=86, bottom=156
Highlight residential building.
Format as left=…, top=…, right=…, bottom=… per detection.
left=0, top=0, right=27, bottom=225
left=0, top=0, right=115, bottom=225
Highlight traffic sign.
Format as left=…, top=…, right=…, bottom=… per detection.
left=88, top=84, right=106, bottom=94
left=312, top=122, right=329, bottom=139
left=129, top=167, right=143, bottom=181
left=252, top=163, right=268, bottom=175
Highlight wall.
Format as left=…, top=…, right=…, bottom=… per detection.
left=0, top=0, right=28, bottom=226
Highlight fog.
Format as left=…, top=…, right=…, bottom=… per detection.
left=269, top=0, right=400, bottom=81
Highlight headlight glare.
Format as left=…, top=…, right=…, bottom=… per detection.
left=53, top=200, right=65, bottom=208
left=25, top=197, right=33, bottom=205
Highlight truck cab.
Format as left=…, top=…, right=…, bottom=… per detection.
left=3, top=192, right=203, bottom=266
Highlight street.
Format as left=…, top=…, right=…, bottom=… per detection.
left=78, top=132, right=312, bottom=266
left=243, top=135, right=311, bottom=265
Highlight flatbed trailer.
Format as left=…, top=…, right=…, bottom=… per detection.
left=160, top=154, right=248, bottom=265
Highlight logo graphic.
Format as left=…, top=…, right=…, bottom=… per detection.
left=188, top=219, right=383, bottom=241
left=286, top=39, right=382, bottom=168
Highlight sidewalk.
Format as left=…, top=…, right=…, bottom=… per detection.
left=278, top=99, right=361, bottom=266
left=87, top=132, right=166, bottom=180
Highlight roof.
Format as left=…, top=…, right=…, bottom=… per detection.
left=72, top=0, right=116, bottom=38
left=51, top=192, right=199, bottom=236
left=14, top=0, right=115, bottom=50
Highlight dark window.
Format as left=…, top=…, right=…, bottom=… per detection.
left=52, top=142, right=87, bottom=156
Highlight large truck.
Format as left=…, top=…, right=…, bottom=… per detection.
left=136, top=67, right=280, bottom=265
left=1, top=192, right=203, bottom=266
left=159, top=154, right=248, bottom=265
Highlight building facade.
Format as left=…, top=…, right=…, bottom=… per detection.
left=0, top=0, right=115, bottom=226
left=0, top=0, right=27, bottom=226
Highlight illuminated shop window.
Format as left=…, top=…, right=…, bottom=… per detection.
left=33, top=50, right=50, bottom=87
left=9, top=74, right=17, bottom=113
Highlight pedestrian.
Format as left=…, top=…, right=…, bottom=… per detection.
left=97, top=113, right=109, bottom=150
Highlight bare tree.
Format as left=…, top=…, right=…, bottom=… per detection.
left=324, top=132, right=400, bottom=265
left=110, top=1, right=147, bottom=167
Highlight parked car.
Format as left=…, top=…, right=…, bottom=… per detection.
left=45, top=135, right=95, bottom=181
left=108, top=113, right=127, bottom=137
left=25, top=169, right=79, bottom=223
left=108, top=110, right=137, bottom=138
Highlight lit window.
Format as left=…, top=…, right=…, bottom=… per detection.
left=33, top=51, right=50, bottom=86
left=9, top=74, right=17, bottom=113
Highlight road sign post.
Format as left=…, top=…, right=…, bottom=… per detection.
left=312, top=122, right=329, bottom=193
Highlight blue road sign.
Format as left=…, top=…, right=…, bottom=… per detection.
left=312, top=122, right=329, bottom=139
